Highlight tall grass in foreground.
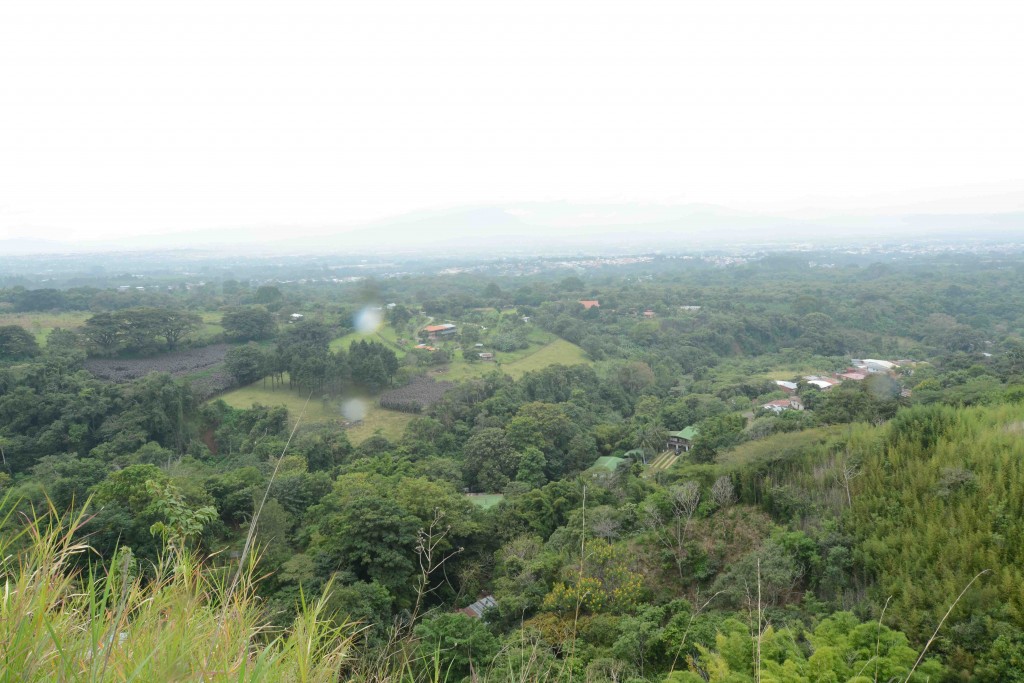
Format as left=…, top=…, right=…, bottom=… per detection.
left=0, top=501, right=353, bottom=682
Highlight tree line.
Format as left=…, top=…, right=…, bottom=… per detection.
left=225, top=323, right=399, bottom=394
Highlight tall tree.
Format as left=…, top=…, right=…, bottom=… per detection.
left=224, top=343, right=266, bottom=386
left=311, top=473, right=422, bottom=605
left=154, top=309, right=203, bottom=351
left=221, top=306, right=276, bottom=341
left=0, top=325, right=40, bottom=360
left=463, top=428, right=518, bottom=492
left=82, top=312, right=123, bottom=354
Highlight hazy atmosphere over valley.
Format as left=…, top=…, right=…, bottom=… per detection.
left=2, top=1, right=1024, bottom=682
left=2, top=0, right=1023, bottom=254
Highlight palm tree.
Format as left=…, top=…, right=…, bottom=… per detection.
left=633, top=422, right=667, bottom=465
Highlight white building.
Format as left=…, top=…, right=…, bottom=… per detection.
left=861, top=359, right=897, bottom=373
left=804, top=376, right=839, bottom=390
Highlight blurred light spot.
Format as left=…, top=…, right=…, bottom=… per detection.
left=342, top=398, right=367, bottom=422
left=354, top=306, right=383, bottom=334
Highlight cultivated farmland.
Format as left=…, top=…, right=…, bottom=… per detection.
left=85, top=344, right=232, bottom=398
left=378, top=375, right=454, bottom=413
left=646, top=450, right=679, bottom=473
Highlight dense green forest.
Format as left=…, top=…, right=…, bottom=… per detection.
left=2, top=250, right=1024, bottom=681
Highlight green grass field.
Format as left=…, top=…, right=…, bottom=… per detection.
left=216, top=322, right=586, bottom=444
left=0, top=310, right=223, bottom=345
left=502, top=338, right=589, bottom=377
left=344, top=407, right=415, bottom=444
left=216, top=379, right=414, bottom=444
left=328, top=320, right=588, bottom=382
left=198, top=312, right=224, bottom=341
left=0, top=311, right=92, bottom=344
left=329, top=324, right=405, bottom=355
left=465, top=493, right=504, bottom=509
left=436, top=334, right=590, bottom=381
left=217, top=382, right=341, bottom=422
left=647, top=451, right=679, bottom=472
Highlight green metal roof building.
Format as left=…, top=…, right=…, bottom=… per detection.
left=666, top=426, right=698, bottom=454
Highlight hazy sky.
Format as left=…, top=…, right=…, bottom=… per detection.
left=1, top=0, right=1022, bottom=242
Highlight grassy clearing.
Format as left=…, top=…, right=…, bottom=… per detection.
left=217, top=379, right=414, bottom=444
left=0, top=311, right=92, bottom=344
left=761, top=368, right=823, bottom=381
left=647, top=451, right=679, bottom=471
left=465, top=493, right=504, bottom=510
left=218, top=382, right=341, bottom=422
left=329, top=324, right=404, bottom=355
left=197, top=311, right=224, bottom=341
left=0, top=311, right=222, bottom=345
left=437, top=335, right=590, bottom=381
left=343, top=407, right=415, bottom=444
left=219, top=325, right=586, bottom=444
left=329, top=321, right=588, bottom=382
left=436, top=359, right=498, bottom=382
left=502, top=338, right=589, bottom=378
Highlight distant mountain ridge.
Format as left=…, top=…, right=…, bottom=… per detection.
left=3, top=202, right=1022, bottom=255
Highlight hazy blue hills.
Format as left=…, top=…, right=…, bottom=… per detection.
left=4, top=202, right=1022, bottom=256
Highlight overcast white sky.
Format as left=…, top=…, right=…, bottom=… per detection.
left=1, top=0, right=1022, bottom=242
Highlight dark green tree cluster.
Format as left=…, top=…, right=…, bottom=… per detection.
left=82, top=307, right=202, bottom=354
left=0, top=325, right=40, bottom=360
left=348, top=339, right=400, bottom=390
left=220, top=324, right=400, bottom=396
left=220, top=305, right=277, bottom=341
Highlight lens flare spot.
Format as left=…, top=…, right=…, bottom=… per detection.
left=341, top=398, right=367, bottom=422
left=354, top=307, right=383, bottom=334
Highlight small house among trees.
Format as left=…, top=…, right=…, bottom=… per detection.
left=458, top=595, right=497, bottom=618
left=762, top=397, right=803, bottom=413
left=423, top=323, right=457, bottom=340
left=775, top=380, right=798, bottom=394
left=837, top=370, right=867, bottom=381
left=666, top=426, right=698, bottom=454
left=853, top=358, right=899, bottom=373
